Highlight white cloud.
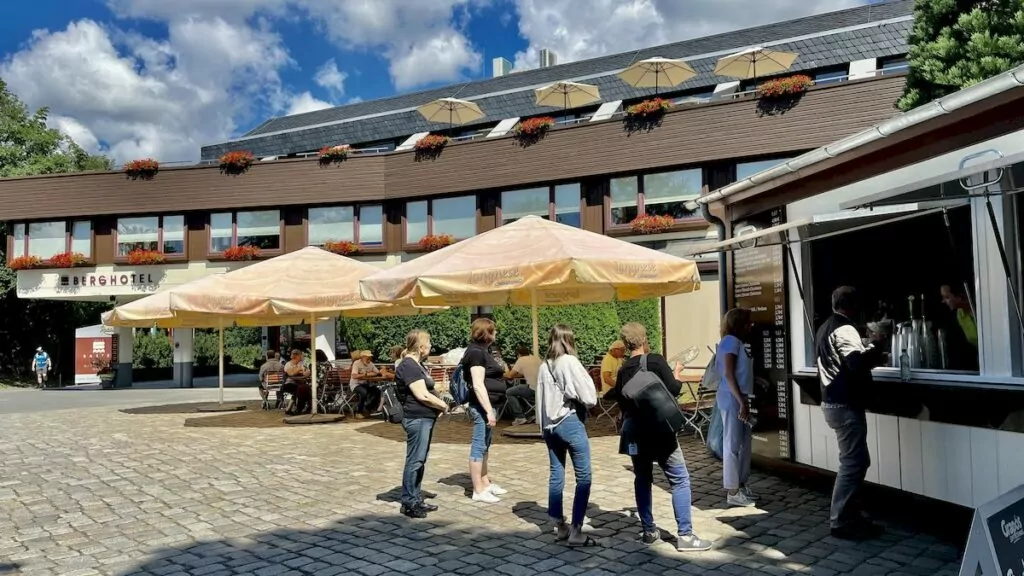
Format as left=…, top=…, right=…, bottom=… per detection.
left=511, top=0, right=866, bottom=69
left=314, top=58, right=347, bottom=95
left=285, top=91, right=333, bottom=115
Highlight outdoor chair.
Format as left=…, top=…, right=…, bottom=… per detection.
left=498, top=378, right=535, bottom=423
left=317, top=365, right=344, bottom=414
left=333, top=368, right=360, bottom=416
left=260, top=372, right=284, bottom=410
left=678, top=378, right=716, bottom=443
left=588, top=366, right=620, bottom=432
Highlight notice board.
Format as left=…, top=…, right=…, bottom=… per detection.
left=960, top=484, right=1024, bottom=576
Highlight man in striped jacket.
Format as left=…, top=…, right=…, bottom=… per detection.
left=814, top=286, right=886, bottom=541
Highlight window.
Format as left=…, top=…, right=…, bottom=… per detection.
left=880, top=56, right=909, bottom=74
left=499, top=184, right=581, bottom=227
left=609, top=169, right=703, bottom=226
left=9, top=220, right=92, bottom=260
left=737, top=157, right=792, bottom=181
left=116, top=215, right=184, bottom=256
left=404, top=196, right=476, bottom=244
left=307, top=204, right=383, bottom=247
left=209, top=210, right=281, bottom=253
left=814, top=67, right=847, bottom=85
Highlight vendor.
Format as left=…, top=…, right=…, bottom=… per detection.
left=940, top=283, right=978, bottom=348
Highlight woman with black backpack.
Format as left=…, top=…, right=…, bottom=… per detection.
left=394, top=329, right=448, bottom=519
left=604, top=322, right=713, bottom=553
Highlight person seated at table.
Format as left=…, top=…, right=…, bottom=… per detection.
left=283, top=349, right=312, bottom=415
left=600, top=340, right=626, bottom=396
left=351, top=350, right=382, bottom=419
left=258, top=351, right=285, bottom=407
left=504, top=346, right=542, bottom=426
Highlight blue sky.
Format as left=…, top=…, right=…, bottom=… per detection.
left=0, top=0, right=871, bottom=163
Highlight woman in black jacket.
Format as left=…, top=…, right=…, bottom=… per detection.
left=605, top=322, right=711, bottom=553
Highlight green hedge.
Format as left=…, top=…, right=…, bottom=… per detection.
left=339, top=299, right=661, bottom=365
left=132, top=328, right=263, bottom=370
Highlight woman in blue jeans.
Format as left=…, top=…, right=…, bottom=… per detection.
left=462, top=318, right=510, bottom=503
left=395, top=330, right=449, bottom=518
left=536, top=324, right=599, bottom=546
left=715, top=308, right=757, bottom=508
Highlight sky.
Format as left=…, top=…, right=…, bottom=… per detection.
left=0, top=0, right=875, bottom=165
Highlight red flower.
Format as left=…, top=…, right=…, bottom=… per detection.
left=322, top=240, right=360, bottom=255
left=126, top=249, right=166, bottom=265
left=414, top=135, right=451, bottom=152
left=123, top=158, right=160, bottom=180
left=47, top=252, right=89, bottom=268
left=8, top=256, right=43, bottom=270
left=318, top=145, right=351, bottom=165
left=513, top=117, right=556, bottom=137
left=417, top=234, right=455, bottom=251
left=758, top=75, right=814, bottom=98
left=219, top=150, right=256, bottom=175
left=630, top=214, right=675, bottom=234
left=223, top=245, right=261, bottom=261
left=625, top=97, right=673, bottom=118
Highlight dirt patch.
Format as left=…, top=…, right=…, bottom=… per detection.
left=184, top=407, right=294, bottom=428
left=121, top=400, right=264, bottom=415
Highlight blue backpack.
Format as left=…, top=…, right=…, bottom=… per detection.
left=448, top=363, right=470, bottom=405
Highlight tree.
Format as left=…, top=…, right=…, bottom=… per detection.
left=898, top=0, right=1024, bottom=111
left=0, top=78, right=113, bottom=383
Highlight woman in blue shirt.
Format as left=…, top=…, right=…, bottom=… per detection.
left=715, top=308, right=756, bottom=508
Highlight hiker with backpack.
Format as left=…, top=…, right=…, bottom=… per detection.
left=394, top=329, right=448, bottom=519
left=605, top=322, right=713, bottom=553
left=715, top=308, right=758, bottom=508
left=461, top=318, right=509, bottom=503
left=536, top=324, right=599, bottom=548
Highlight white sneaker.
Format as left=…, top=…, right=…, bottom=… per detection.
left=741, top=485, right=759, bottom=501
left=487, top=483, right=508, bottom=496
left=472, top=491, right=501, bottom=503
left=727, top=491, right=756, bottom=508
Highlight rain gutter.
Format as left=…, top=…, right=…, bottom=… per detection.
left=700, top=202, right=729, bottom=315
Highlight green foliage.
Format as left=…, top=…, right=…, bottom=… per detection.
left=227, top=345, right=264, bottom=369
left=899, top=0, right=1024, bottom=111
left=224, top=327, right=261, bottom=349
left=133, top=332, right=173, bottom=369
left=340, top=307, right=472, bottom=359
left=131, top=329, right=263, bottom=371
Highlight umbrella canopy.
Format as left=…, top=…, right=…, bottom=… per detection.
left=618, top=57, right=697, bottom=93
left=416, top=97, right=485, bottom=126
left=534, top=81, right=601, bottom=111
left=714, top=46, right=798, bottom=80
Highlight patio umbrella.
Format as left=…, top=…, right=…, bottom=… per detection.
left=416, top=97, right=485, bottom=135
left=359, top=215, right=700, bottom=354
left=534, top=81, right=601, bottom=112
left=618, top=57, right=697, bottom=94
left=714, top=46, right=798, bottom=81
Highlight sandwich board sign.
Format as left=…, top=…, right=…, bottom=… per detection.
left=959, top=484, right=1024, bottom=576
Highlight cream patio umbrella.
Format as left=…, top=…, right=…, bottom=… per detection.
left=714, top=46, right=798, bottom=81
left=534, top=81, right=602, bottom=112
left=618, top=57, right=697, bottom=94
left=359, top=215, right=700, bottom=354
left=416, top=97, right=485, bottom=135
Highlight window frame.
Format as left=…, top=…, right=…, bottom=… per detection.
left=207, top=209, right=284, bottom=256
left=605, top=168, right=706, bottom=231
left=496, top=183, right=583, bottom=227
left=305, top=204, right=385, bottom=250
left=113, top=214, right=187, bottom=261
left=402, top=195, right=478, bottom=249
left=8, top=220, right=93, bottom=263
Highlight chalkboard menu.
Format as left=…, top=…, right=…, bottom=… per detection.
left=960, top=484, right=1024, bottom=576
left=731, top=206, right=792, bottom=461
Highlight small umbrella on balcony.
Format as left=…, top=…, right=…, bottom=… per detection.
left=534, top=81, right=601, bottom=112
left=714, top=46, right=798, bottom=81
left=416, top=97, right=485, bottom=136
left=618, top=57, right=697, bottom=95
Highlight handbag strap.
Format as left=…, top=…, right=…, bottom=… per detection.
left=640, top=354, right=648, bottom=372
left=545, top=359, right=571, bottom=399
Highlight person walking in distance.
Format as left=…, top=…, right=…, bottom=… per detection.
left=715, top=308, right=757, bottom=508
left=815, top=286, right=886, bottom=540
left=536, top=325, right=599, bottom=547
left=32, top=347, right=51, bottom=387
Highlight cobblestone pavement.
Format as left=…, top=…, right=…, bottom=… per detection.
left=0, top=405, right=963, bottom=576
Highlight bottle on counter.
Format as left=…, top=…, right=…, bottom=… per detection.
left=900, top=349, right=911, bottom=382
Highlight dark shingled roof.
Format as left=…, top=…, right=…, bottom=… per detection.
left=200, top=0, right=913, bottom=161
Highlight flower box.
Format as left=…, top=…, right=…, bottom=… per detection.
left=414, top=135, right=451, bottom=152
left=223, top=245, right=261, bottom=261
left=758, top=75, right=814, bottom=98
left=624, top=97, right=673, bottom=120
left=47, top=252, right=89, bottom=268
left=219, top=150, right=256, bottom=175
left=8, top=256, right=43, bottom=270
left=323, top=240, right=360, bottom=255
left=127, top=249, right=166, bottom=265
left=318, top=145, right=351, bottom=166
left=123, top=158, right=159, bottom=180
left=513, top=117, right=556, bottom=137
left=418, top=234, right=455, bottom=251
left=630, top=214, right=676, bottom=234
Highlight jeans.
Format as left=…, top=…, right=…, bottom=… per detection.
left=822, top=405, right=870, bottom=529
left=401, top=417, right=436, bottom=507
left=631, top=442, right=694, bottom=536
left=467, top=405, right=493, bottom=462
left=720, top=399, right=751, bottom=491
left=543, top=413, right=592, bottom=527
left=505, top=385, right=534, bottom=419
left=354, top=383, right=380, bottom=413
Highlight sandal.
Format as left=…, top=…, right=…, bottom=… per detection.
left=567, top=536, right=598, bottom=548
left=554, top=522, right=570, bottom=541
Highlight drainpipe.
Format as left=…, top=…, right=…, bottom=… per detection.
left=701, top=202, right=728, bottom=316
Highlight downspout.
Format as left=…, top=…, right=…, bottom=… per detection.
left=701, top=203, right=728, bottom=316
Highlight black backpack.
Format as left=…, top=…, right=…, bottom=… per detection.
left=619, top=355, right=685, bottom=434
left=380, top=383, right=404, bottom=424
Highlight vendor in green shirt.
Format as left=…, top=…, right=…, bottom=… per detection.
left=940, top=283, right=978, bottom=348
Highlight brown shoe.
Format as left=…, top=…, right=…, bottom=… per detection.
left=355, top=413, right=366, bottom=420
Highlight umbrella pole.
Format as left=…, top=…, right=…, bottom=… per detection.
left=218, top=323, right=224, bottom=405
left=310, top=316, right=319, bottom=416
left=531, top=290, right=539, bottom=356
left=655, top=69, right=659, bottom=96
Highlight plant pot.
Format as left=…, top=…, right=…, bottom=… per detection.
left=98, top=374, right=115, bottom=389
